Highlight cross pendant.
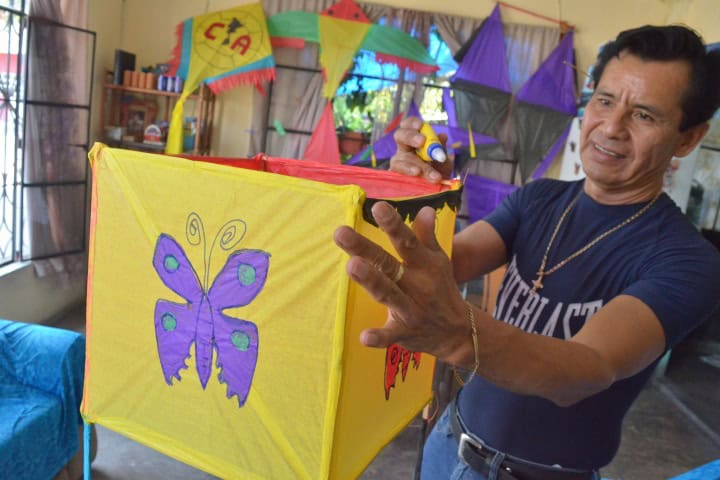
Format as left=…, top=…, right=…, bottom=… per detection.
left=531, top=272, right=544, bottom=295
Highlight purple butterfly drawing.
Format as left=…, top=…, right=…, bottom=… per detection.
left=152, top=213, right=270, bottom=407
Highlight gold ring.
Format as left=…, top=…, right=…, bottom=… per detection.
left=392, top=263, right=405, bottom=283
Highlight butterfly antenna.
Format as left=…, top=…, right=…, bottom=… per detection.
left=208, top=219, right=248, bottom=288
left=186, top=212, right=209, bottom=291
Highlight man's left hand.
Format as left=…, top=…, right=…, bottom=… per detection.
left=333, top=201, right=469, bottom=363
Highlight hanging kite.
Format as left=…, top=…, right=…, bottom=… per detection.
left=511, top=31, right=576, bottom=180
left=449, top=4, right=577, bottom=182
left=165, top=3, right=276, bottom=154
left=267, top=0, right=438, bottom=99
left=451, top=5, right=511, bottom=143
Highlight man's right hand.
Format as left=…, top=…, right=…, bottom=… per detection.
left=390, top=116, right=453, bottom=184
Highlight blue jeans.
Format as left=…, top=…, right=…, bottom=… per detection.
left=420, top=405, right=601, bottom=480
left=421, top=406, right=488, bottom=480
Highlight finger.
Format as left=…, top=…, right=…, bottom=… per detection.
left=361, top=308, right=418, bottom=348
left=412, top=206, right=442, bottom=252
left=346, top=256, right=413, bottom=313
left=394, top=119, right=425, bottom=153
left=430, top=158, right=454, bottom=180
left=334, top=225, right=403, bottom=280
left=398, top=115, right=424, bottom=133
left=371, top=202, right=432, bottom=266
left=361, top=325, right=403, bottom=348
left=391, top=152, right=444, bottom=183
left=437, top=132, right=448, bottom=147
left=390, top=151, right=423, bottom=177
left=420, top=163, right=444, bottom=183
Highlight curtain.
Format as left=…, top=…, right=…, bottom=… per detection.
left=250, top=0, right=334, bottom=158
left=433, top=13, right=484, bottom=56
left=504, top=23, right=560, bottom=94
left=25, top=0, right=90, bottom=279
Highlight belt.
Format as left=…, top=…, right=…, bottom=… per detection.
left=449, top=402, right=596, bottom=480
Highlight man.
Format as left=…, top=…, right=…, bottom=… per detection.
left=333, top=25, right=720, bottom=479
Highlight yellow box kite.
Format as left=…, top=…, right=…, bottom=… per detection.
left=81, top=144, right=461, bottom=479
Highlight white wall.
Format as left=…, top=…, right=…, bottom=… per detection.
left=0, top=263, right=85, bottom=324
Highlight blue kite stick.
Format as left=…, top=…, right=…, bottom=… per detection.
left=84, top=419, right=92, bottom=480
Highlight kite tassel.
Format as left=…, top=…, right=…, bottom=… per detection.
left=375, top=53, right=438, bottom=75
left=207, top=68, right=277, bottom=95
left=167, top=22, right=184, bottom=76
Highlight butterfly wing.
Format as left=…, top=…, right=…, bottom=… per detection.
left=153, top=234, right=203, bottom=384
left=153, top=234, right=204, bottom=300
left=154, top=300, right=198, bottom=384
left=208, top=249, right=270, bottom=308
left=208, top=249, right=270, bottom=406
left=213, top=312, right=259, bottom=406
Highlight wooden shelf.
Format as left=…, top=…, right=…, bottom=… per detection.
left=103, top=138, right=166, bottom=152
left=98, top=81, right=215, bottom=156
left=102, top=83, right=205, bottom=100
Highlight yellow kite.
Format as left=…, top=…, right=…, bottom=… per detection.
left=166, top=3, right=275, bottom=154
left=82, top=145, right=461, bottom=479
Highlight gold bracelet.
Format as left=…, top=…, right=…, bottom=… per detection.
left=453, top=301, right=479, bottom=386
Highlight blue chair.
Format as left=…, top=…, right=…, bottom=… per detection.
left=0, top=319, right=86, bottom=480
left=668, top=459, right=720, bottom=480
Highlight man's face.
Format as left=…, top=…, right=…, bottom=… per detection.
left=580, top=52, right=703, bottom=198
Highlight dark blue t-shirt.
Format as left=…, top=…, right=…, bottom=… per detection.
left=457, top=179, right=720, bottom=469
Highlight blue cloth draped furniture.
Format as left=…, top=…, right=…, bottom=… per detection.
left=0, top=319, right=86, bottom=480
left=667, top=459, right=720, bottom=480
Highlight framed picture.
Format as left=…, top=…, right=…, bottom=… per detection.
left=120, top=97, right=157, bottom=142
left=126, top=104, right=148, bottom=141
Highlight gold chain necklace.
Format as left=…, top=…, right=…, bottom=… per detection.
left=530, top=190, right=662, bottom=295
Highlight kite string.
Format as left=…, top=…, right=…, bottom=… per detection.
left=497, top=1, right=574, bottom=32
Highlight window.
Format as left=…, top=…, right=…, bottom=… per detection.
left=0, top=0, right=25, bottom=266
left=334, top=24, right=458, bottom=137
left=0, top=0, right=96, bottom=268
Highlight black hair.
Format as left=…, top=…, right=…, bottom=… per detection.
left=591, top=25, right=720, bottom=131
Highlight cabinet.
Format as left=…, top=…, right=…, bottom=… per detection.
left=98, top=75, right=215, bottom=155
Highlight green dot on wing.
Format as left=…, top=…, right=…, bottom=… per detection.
left=164, top=255, right=180, bottom=272
left=162, top=313, right=177, bottom=331
left=231, top=331, right=250, bottom=351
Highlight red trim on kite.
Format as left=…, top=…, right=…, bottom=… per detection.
left=207, top=68, right=277, bottom=95
left=321, top=0, right=369, bottom=23
left=375, top=52, right=439, bottom=75
left=167, top=22, right=184, bottom=76
left=271, top=37, right=306, bottom=49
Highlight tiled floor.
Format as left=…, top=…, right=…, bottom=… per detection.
left=56, top=304, right=720, bottom=480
